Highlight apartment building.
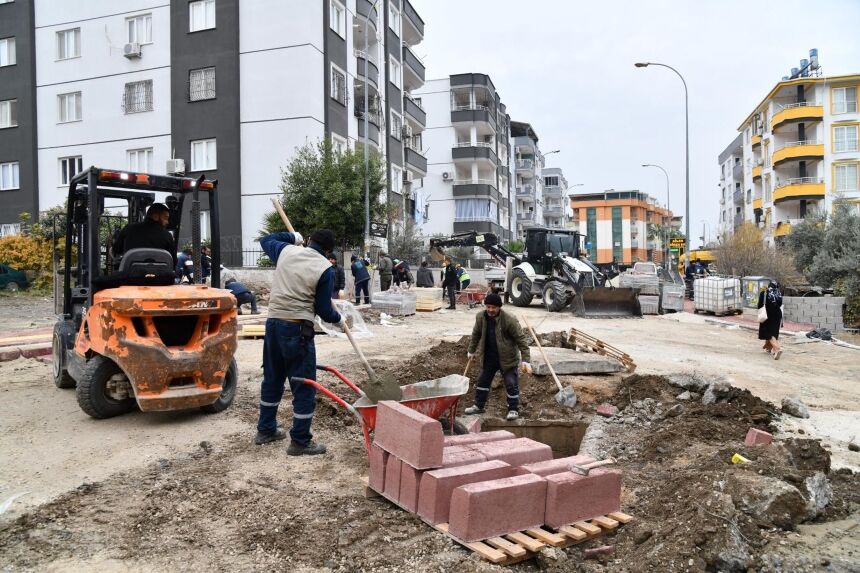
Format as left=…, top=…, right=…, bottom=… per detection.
left=569, top=190, right=673, bottom=266
left=728, top=71, right=860, bottom=245
left=0, top=0, right=426, bottom=263
left=541, top=167, right=567, bottom=230
left=0, top=0, right=38, bottom=236
left=716, top=133, right=744, bottom=240
left=415, top=73, right=514, bottom=240
left=511, top=121, right=544, bottom=240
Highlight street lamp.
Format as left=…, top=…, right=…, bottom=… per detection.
left=642, top=163, right=671, bottom=267
left=359, top=0, right=381, bottom=255
left=635, top=61, right=690, bottom=271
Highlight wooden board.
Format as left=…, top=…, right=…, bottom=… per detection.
left=485, top=536, right=527, bottom=558
left=573, top=521, right=603, bottom=536
left=607, top=511, right=634, bottom=524
left=557, top=525, right=588, bottom=543
left=505, top=532, right=544, bottom=552
left=591, top=515, right=619, bottom=530
left=525, top=527, right=566, bottom=547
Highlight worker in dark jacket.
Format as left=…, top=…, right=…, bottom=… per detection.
left=442, top=258, right=458, bottom=310
left=377, top=251, right=394, bottom=291
left=416, top=261, right=435, bottom=287
left=112, top=203, right=176, bottom=266
left=393, top=259, right=413, bottom=288
left=176, top=247, right=193, bottom=283
left=465, top=293, right=531, bottom=420
left=225, top=278, right=259, bottom=315
left=255, top=229, right=343, bottom=456
left=328, top=254, right=346, bottom=299
left=350, top=254, right=371, bottom=305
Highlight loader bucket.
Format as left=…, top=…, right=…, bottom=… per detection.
left=573, top=287, right=642, bottom=318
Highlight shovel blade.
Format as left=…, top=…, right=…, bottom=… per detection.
left=555, top=386, right=577, bottom=408
left=364, top=372, right=403, bottom=403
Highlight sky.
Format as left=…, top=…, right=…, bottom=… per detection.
left=413, top=0, right=860, bottom=245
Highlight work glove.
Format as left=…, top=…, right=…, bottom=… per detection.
left=520, top=362, right=533, bottom=374
left=292, top=232, right=304, bottom=246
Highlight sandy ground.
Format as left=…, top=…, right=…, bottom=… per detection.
left=0, top=296, right=858, bottom=570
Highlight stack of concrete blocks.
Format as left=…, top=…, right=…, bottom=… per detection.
left=413, top=287, right=444, bottom=312
left=620, top=272, right=660, bottom=315
left=371, top=289, right=417, bottom=316
left=781, top=296, right=844, bottom=332
left=369, top=401, right=623, bottom=543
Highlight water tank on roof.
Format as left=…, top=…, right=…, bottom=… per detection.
left=791, top=67, right=799, bottom=78
left=809, top=48, right=819, bottom=69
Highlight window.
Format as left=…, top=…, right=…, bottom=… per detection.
left=833, top=87, right=857, bottom=114
left=126, top=14, right=152, bottom=44
left=189, top=0, right=215, bottom=32
left=391, top=165, right=402, bottom=195
left=123, top=80, right=153, bottom=114
left=389, top=58, right=401, bottom=88
left=331, top=134, right=347, bottom=155
left=59, top=156, right=82, bottom=186
left=545, top=176, right=558, bottom=187
left=390, top=110, right=402, bottom=139
left=127, top=148, right=153, bottom=172
left=0, top=37, right=15, bottom=66
left=56, top=28, right=80, bottom=60
left=57, top=92, right=82, bottom=123
left=0, top=99, right=16, bottom=128
left=0, top=161, right=19, bottom=190
left=191, top=139, right=217, bottom=171
left=835, top=163, right=859, bottom=192
left=388, top=3, right=401, bottom=36
left=329, top=0, right=345, bottom=37
left=330, top=64, right=346, bottom=105
left=189, top=67, right=216, bottom=101
left=0, top=224, right=21, bottom=237
left=834, top=125, right=859, bottom=153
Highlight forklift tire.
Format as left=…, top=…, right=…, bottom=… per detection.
left=509, top=268, right=533, bottom=307
left=76, top=355, right=137, bottom=419
left=52, top=331, right=76, bottom=389
left=200, top=359, right=238, bottom=414
left=542, top=281, right=570, bottom=312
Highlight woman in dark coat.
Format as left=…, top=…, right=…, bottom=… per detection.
left=758, top=280, right=783, bottom=360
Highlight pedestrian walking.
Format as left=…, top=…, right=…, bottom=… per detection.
left=758, top=280, right=784, bottom=360
left=378, top=251, right=393, bottom=292
left=463, top=293, right=531, bottom=420
left=350, top=254, right=371, bottom=305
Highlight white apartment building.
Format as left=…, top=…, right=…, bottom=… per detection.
left=512, top=121, right=544, bottom=240
left=541, top=167, right=567, bottom=229
left=725, top=71, right=860, bottom=245
left=415, top=73, right=514, bottom=241
left=716, top=133, right=744, bottom=240
left=1, top=0, right=427, bottom=265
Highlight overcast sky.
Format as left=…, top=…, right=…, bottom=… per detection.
left=414, top=0, right=860, bottom=245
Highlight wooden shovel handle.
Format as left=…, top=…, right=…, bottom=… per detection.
left=342, top=321, right=376, bottom=379
left=270, top=197, right=295, bottom=233
left=523, top=316, right=564, bottom=392
left=463, top=355, right=473, bottom=377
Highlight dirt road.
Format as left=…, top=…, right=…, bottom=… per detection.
left=0, top=298, right=858, bottom=570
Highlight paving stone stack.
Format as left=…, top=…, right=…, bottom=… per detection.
left=371, top=288, right=417, bottom=316
left=368, top=401, right=623, bottom=543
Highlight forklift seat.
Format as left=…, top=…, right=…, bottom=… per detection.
left=92, top=249, right=176, bottom=292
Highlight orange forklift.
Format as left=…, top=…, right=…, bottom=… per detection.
left=52, top=166, right=238, bottom=419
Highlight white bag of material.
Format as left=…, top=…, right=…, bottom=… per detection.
left=316, top=299, right=373, bottom=339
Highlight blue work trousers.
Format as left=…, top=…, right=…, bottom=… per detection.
left=257, top=319, right=317, bottom=445
left=475, top=362, right=520, bottom=411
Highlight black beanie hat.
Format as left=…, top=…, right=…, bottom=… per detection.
left=485, top=293, right=503, bottom=307
left=309, top=229, right=336, bottom=252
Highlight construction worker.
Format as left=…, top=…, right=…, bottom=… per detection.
left=111, top=203, right=176, bottom=266
left=328, top=254, right=346, bottom=299
left=464, top=293, right=531, bottom=421
left=255, top=229, right=344, bottom=456
left=393, top=259, right=414, bottom=288
left=456, top=264, right=471, bottom=290
left=224, top=278, right=259, bottom=315
left=416, top=261, right=435, bottom=287
left=176, top=247, right=194, bottom=283
left=442, top=258, right=458, bottom=309
left=350, top=254, right=371, bottom=305
left=378, top=251, right=394, bottom=291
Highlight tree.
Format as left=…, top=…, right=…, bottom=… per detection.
left=387, top=218, right=423, bottom=264
left=260, top=139, right=387, bottom=253
left=712, top=222, right=797, bottom=285
left=786, top=212, right=826, bottom=274
left=505, top=240, right=524, bottom=253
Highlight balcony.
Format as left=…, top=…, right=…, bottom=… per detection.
left=453, top=179, right=497, bottom=200
left=450, top=104, right=495, bottom=127
left=751, top=134, right=762, bottom=148
left=773, top=141, right=824, bottom=166
left=774, top=221, right=793, bottom=237
left=544, top=206, right=563, bottom=217
left=452, top=142, right=498, bottom=164
left=517, top=212, right=535, bottom=222
left=356, top=0, right=378, bottom=29
left=732, top=163, right=743, bottom=181
left=355, top=105, right=381, bottom=145
left=516, top=184, right=534, bottom=196
left=402, top=0, right=424, bottom=46
left=515, top=159, right=534, bottom=171
left=772, top=102, right=824, bottom=130
left=402, top=95, right=425, bottom=129
left=543, top=185, right=563, bottom=198
left=773, top=177, right=825, bottom=204
left=355, top=50, right=379, bottom=89
left=733, top=189, right=743, bottom=204
left=404, top=145, right=427, bottom=175
left=752, top=165, right=762, bottom=180
left=753, top=197, right=762, bottom=210
left=402, top=45, right=425, bottom=91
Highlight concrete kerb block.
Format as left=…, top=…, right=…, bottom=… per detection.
left=544, top=468, right=622, bottom=528
left=369, top=444, right=388, bottom=492
left=467, top=438, right=553, bottom=467
left=374, top=400, right=444, bottom=469
left=417, top=460, right=515, bottom=525
left=383, top=455, right=403, bottom=502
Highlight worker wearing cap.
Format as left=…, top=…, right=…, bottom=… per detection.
left=255, top=228, right=344, bottom=456
left=464, top=293, right=531, bottom=421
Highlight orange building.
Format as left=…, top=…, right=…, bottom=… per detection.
left=569, top=190, right=674, bottom=266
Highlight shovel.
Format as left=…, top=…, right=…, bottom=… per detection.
left=270, top=197, right=298, bottom=235
left=523, top=316, right=577, bottom=408
left=341, top=321, right=402, bottom=403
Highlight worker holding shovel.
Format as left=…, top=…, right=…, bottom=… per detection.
left=464, top=293, right=532, bottom=421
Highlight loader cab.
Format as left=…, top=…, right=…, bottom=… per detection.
left=524, top=228, right=586, bottom=274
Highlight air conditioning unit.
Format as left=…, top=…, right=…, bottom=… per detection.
left=123, top=43, right=142, bottom=59
left=403, top=171, right=414, bottom=183
left=401, top=124, right=413, bottom=138
left=166, top=158, right=186, bottom=175
left=442, top=171, right=451, bottom=181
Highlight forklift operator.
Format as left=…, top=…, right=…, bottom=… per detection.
left=112, top=203, right=177, bottom=266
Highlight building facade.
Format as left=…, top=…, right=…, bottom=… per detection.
left=725, top=73, right=860, bottom=245
left=0, top=0, right=426, bottom=263
left=716, top=133, right=744, bottom=241
left=511, top=121, right=543, bottom=240
left=541, top=167, right=567, bottom=230
left=415, top=73, right=514, bottom=240
left=569, top=190, right=672, bottom=266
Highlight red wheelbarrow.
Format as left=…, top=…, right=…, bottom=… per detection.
left=290, top=366, right=469, bottom=455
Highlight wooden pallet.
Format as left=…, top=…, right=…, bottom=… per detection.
left=693, top=308, right=743, bottom=317
left=416, top=302, right=443, bottom=312
left=568, top=328, right=637, bottom=373
left=238, top=325, right=266, bottom=339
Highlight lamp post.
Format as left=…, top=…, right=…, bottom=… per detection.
left=642, top=163, right=671, bottom=268
left=360, top=1, right=381, bottom=256
left=635, top=61, right=690, bottom=270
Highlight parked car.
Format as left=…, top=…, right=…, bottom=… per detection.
left=0, top=263, right=29, bottom=291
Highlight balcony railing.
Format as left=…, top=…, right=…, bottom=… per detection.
left=453, top=178, right=495, bottom=186
left=516, top=159, right=534, bottom=170
left=454, top=141, right=494, bottom=149
left=517, top=212, right=535, bottom=220
left=780, top=139, right=822, bottom=148
left=451, top=103, right=492, bottom=112
left=776, top=177, right=824, bottom=188
left=516, top=185, right=534, bottom=195
left=776, top=101, right=820, bottom=110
